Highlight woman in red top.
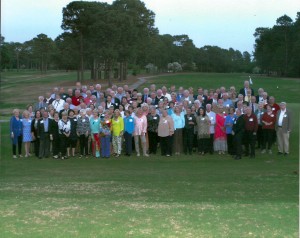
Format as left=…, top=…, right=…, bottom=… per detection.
left=261, top=104, right=276, bottom=154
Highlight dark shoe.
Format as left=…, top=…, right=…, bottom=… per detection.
left=277, top=152, right=283, bottom=155
left=284, top=153, right=288, bottom=156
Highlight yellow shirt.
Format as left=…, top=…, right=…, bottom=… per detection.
left=111, top=117, right=124, bottom=136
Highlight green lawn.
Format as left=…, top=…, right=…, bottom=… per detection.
left=0, top=73, right=299, bottom=237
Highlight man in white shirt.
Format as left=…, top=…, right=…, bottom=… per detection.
left=275, top=102, right=292, bottom=156
left=52, top=94, right=65, bottom=112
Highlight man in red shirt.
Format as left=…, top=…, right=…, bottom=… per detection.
left=244, top=106, right=258, bottom=158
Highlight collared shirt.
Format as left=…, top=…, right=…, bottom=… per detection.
left=134, top=115, right=147, bottom=135
left=43, top=118, right=49, bottom=132
left=278, top=109, right=286, bottom=126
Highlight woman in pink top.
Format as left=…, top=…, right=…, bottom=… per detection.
left=134, top=108, right=148, bottom=157
left=214, top=110, right=227, bottom=154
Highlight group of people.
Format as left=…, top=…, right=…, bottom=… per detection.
left=9, top=80, right=292, bottom=160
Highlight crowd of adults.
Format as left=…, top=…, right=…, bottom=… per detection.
left=9, top=80, right=292, bottom=160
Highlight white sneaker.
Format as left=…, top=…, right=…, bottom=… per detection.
left=144, top=154, right=149, bottom=157
left=13, top=155, right=17, bottom=159
left=137, top=153, right=140, bottom=157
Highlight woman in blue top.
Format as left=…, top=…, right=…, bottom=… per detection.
left=10, top=109, right=23, bottom=158
left=90, top=109, right=101, bottom=158
left=224, top=107, right=237, bottom=155
left=171, top=105, right=185, bottom=155
left=22, top=110, right=33, bottom=157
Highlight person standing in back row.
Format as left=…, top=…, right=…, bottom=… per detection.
left=275, top=102, right=292, bottom=156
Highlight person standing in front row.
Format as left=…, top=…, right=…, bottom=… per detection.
left=90, top=109, right=101, bottom=158
left=58, top=112, right=71, bottom=160
left=171, top=106, right=185, bottom=155
left=147, top=106, right=160, bottom=155
left=124, top=110, right=134, bottom=156
left=37, top=111, right=51, bottom=159
left=183, top=107, right=196, bottom=155
left=158, top=109, right=174, bottom=157
left=261, top=105, right=276, bottom=154
left=243, top=107, right=258, bottom=158
left=77, top=109, right=90, bottom=158
left=275, top=102, right=292, bottom=156
left=111, top=109, right=124, bottom=158
left=10, top=109, right=23, bottom=158
left=232, top=109, right=245, bottom=160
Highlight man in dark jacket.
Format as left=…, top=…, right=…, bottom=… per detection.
left=232, top=109, right=245, bottom=160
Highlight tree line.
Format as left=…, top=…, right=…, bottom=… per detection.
left=254, top=12, right=300, bottom=77
left=1, top=0, right=299, bottom=82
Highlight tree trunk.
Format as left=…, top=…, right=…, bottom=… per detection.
left=80, top=33, right=84, bottom=82
left=119, top=62, right=123, bottom=82
left=123, top=61, right=128, bottom=80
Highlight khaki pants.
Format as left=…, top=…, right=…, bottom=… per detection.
left=277, top=128, right=289, bottom=153
left=134, top=135, right=147, bottom=155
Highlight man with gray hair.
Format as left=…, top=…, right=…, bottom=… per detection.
left=34, top=96, right=48, bottom=111
left=275, top=102, right=292, bottom=156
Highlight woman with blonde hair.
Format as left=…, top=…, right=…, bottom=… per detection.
left=22, top=110, right=33, bottom=157
left=111, top=109, right=124, bottom=157
left=10, top=109, right=23, bottom=158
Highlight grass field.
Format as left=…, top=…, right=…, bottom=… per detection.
left=0, top=73, right=299, bottom=237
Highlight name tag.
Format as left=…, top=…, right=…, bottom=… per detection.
left=129, top=101, right=132, bottom=104
left=202, top=97, right=205, bottom=100
left=90, top=100, right=92, bottom=103
left=77, top=99, right=79, bottom=101
left=160, top=99, right=163, bottom=101
left=29, top=120, right=31, bottom=123
left=234, top=121, right=237, bottom=124
left=82, top=119, right=86, bottom=122
left=201, top=118, right=205, bottom=121
left=284, top=115, right=287, bottom=118
left=223, top=111, right=226, bottom=114
left=224, top=116, right=226, bottom=119
left=210, top=117, right=214, bottom=120
left=141, top=119, right=143, bottom=122
left=249, top=118, right=253, bottom=122
left=261, top=112, right=264, bottom=115
left=226, top=104, right=229, bottom=107
left=189, top=117, right=192, bottom=120
left=272, top=108, right=275, bottom=111
left=189, top=101, right=191, bottom=104
left=40, top=120, right=44, bottom=124
left=129, top=119, right=133, bottom=122
left=153, top=117, right=157, bottom=120
left=115, top=103, right=118, bottom=106
left=74, top=119, right=77, bottom=122
left=164, top=120, right=167, bottom=124
left=271, top=114, right=274, bottom=117
left=166, top=106, right=169, bottom=109
left=20, top=119, right=23, bottom=122
left=106, top=120, right=110, bottom=123
left=94, top=119, right=98, bottom=123
left=155, top=105, right=158, bottom=108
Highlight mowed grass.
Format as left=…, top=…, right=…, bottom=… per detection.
left=0, top=73, right=299, bottom=237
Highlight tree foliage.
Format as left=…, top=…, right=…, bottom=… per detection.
left=254, top=13, right=300, bottom=76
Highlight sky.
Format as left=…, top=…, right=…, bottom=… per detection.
left=2, top=0, right=299, bottom=54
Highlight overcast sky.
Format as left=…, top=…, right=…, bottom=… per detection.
left=2, top=0, right=299, bottom=54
